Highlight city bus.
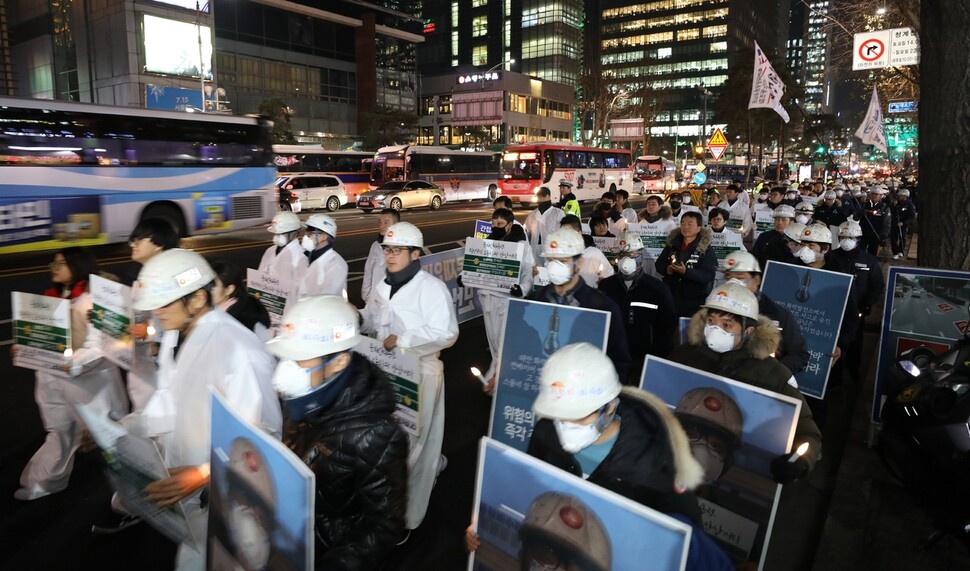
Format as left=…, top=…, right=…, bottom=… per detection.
left=273, top=145, right=373, bottom=201
left=0, top=97, right=275, bottom=254
left=634, top=155, right=678, bottom=194
left=499, top=143, right=637, bottom=204
left=369, top=145, right=501, bottom=202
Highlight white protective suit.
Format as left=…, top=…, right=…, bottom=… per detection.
left=360, top=269, right=459, bottom=529
left=524, top=205, right=565, bottom=262
left=20, top=290, right=129, bottom=498
left=295, top=247, right=348, bottom=300
left=360, top=239, right=385, bottom=304
left=257, top=239, right=305, bottom=306
left=722, top=197, right=754, bottom=236
left=475, top=243, right=535, bottom=381
left=127, top=309, right=161, bottom=412
left=127, top=309, right=282, bottom=570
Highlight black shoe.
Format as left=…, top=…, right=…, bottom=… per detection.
left=91, top=514, right=142, bottom=535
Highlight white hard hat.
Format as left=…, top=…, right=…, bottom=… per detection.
left=722, top=250, right=761, bottom=274
left=265, top=295, right=360, bottom=361
left=616, top=231, right=644, bottom=253
left=703, top=281, right=760, bottom=320
left=305, top=213, right=337, bottom=237
left=784, top=222, right=806, bottom=243
left=382, top=221, right=424, bottom=248
left=897, top=188, right=910, bottom=197
left=869, top=185, right=888, bottom=195
left=772, top=204, right=796, bottom=219
left=267, top=211, right=302, bottom=234
left=795, top=201, right=815, bottom=213
left=541, top=228, right=586, bottom=258
left=133, top=249, right=215, bottom=311
left=533, top=343, right=621, bottom=420
left=800, top=223, right=833, bottom=244
left=822, top=190, right=837, bottom=200
left=838, top=217, right=863, bottom=238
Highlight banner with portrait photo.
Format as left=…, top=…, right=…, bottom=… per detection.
left=640, top=356, right=801, bottom=570
left=12, top=291, right=71, bottom=377
left=488, top=300, right=610, bottom=452
left=872, top=266, right=970, bottom=424
left=462, top=237, right=525, bottom=293
left=208, top=391, right=314, bottom=571
left=470, top=437, right=691, bottom=571
left=762, top=261, right=852, bottom=399
left=89, top=274, right=135, bottom=370
left=421, top=247, right=483, bottom=323
left=354, top=336, right=421, bottom=437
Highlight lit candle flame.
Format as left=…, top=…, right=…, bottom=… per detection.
left=470, top=367, right=488, bottom=385
left=63, top=348, right=73, bottom=358
left=146, top=325, right=156, bottom=336
left=788, top=442, right=809, bottom=462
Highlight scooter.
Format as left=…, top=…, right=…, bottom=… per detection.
left=879, top=312, right=970, bottom=552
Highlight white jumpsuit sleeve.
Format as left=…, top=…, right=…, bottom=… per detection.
left=396, top=278, right=459, bottom=358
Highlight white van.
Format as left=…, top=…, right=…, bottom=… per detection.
left=275, top=173, right=348, bottom=212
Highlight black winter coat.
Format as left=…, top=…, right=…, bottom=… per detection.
left=655, top=228, right=718, bottom=317
left=284, top=354, right=408, bottom=570
left=225, top=293, right=271, bottom=333
left=598, top=272, right=678, bottom=361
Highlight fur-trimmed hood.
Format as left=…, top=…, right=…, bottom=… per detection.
left=665, top=226, right=713, bottom=251
left=638, top=203, right=672, bottom=223
left=686, top=307, right=781, bottom=359
left=620, top=386, right=705, bottom=492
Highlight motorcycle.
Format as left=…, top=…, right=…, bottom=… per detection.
left=879, top=311, right=970, bottom=551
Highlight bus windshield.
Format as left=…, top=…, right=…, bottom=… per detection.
left=635, top=157, right=665, bottom=179
left=502, top=151, right=541, bottom=180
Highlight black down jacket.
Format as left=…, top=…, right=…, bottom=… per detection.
left=284, top=353, right=408, bottom=570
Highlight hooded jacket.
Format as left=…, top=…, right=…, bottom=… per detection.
left=813, top=199, right=848, bottom=227
left=655, top=227, right=717, bottom=317
left=670, top=309, right=822, bottom=471
left=284, top=353, right=409, bottom=570
left=528, top=388, right=734, bottom=570
left=598, top=271, right=678, bottom=361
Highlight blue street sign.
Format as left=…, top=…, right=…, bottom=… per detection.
left=692, top=172, right=707, bottom=185
left=145, top=85, right=203, bottom=112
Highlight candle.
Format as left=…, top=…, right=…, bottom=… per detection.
left=470, top=367, right=488, bottom=385
left=788, top=442, right=809, bottom=462
left=146, top=325, right=156, bottom=336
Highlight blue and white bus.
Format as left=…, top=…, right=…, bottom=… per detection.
left=0, top=97, right=275, bottom=254
left=370, top=145, right=501, bottom=202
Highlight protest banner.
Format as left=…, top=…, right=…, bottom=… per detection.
left=640, top=356, right=801, bottom=570
left=752, top=210, right=774, bottom=241
left=74, top=403, right=196, bottom=549
left=474, top=219, right=492, bottom=239
left=470, top=438, right=690, bottom=571
left=420, top=247, right=483, bottom=323
left=628, top=222, right=670, bottom=260
left=209, top=391, right=314, bottom=571
left=872, top=266, right=970, bottom=424
left=592, top=236, right=619, bottom=264
left=462, top=237, right=525, bottom=293
left=354, top=336, right=421, bottom=437
left=12, top=291, right=71, bottom=376
left=89, top=274, right=135, bottom=370
left=247, top=268, right=288, bottom=328
left=710, top=231, right=744, bottom=265
left=488, top=300, right=610, bottom=452
left=762, top=261, right=852, bottom=399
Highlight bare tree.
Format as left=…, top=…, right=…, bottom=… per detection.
left=918, top=2, right=970, bottom=270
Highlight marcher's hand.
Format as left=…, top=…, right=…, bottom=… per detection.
left=532, top=266, right=539, bottom=277
left=465, top=525, right=481, bottom=552
left=79, top=429, right=97, bottom=453
left=10, top=345, right=18, bottom=360
left=128, top=322, right=149, bottom=340
left=483, top=376, right=496, bottom=396
left=770, top=453, right=809, bottom=485
left=830, top=346, right=842, bottom=363
left=510, top=284, right=523, bottom=298
left=383, top=334, right=398, bottom=351
left=144, top=465, right=209, bottom=508
left=671, top=262, right=687, bottom=275
left=86, top=309, right=96, bottom=324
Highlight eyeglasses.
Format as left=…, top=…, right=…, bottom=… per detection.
left=382, top=246, right=410, bottom=256
left=48, top=260, right=67, bottom=270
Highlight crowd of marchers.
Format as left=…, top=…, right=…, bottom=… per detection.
left=12, top=172, right=913, bottom=570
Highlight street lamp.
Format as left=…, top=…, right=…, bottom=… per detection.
left=196, top=1, right=211, bottom=112
left=481, top=58, right=515, bottom=90
left=697, top=84, right=712, bottom=145
left=602, top=89, right=629, bottom=147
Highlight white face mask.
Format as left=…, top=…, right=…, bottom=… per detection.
left=836, top=190, right=844, bottom=198
left=681, top=195, right=691, bottom=204
left=690, top=441, right=726, bottom=484
left=797, top=245, right=818, bottom=264
left=546, top=260, right=574, bottom=285
left=300, top=234, right=316, bottom=252
left=271, top=359, right=323, bottom=398
left=273, top=234, right=289, bottom=247
left=795, top=214, right=810, bottom=224
left=704, top=324, right=738, bottom=353
left=839, top=238, right=858, bottom=251
left=229, top=502, right=271, bottom=569
left=617, top=256, right=638, bottom=276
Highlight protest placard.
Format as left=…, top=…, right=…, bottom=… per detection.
left=354, top=336, right=421, bottom=437
left=12, top=291, right=71, bottom=376
left=247, top=268, right=288, bottom=328
left=462, top=237, right=525, bottom=293
left=752, top=210, right=774, bottom=241
left=421, top=247, right=483, bottom=323
left=89, top=274, right=135, bottom=370
left=628, top=222, right=671, bottom=260
left=474, top=220, right=492, bottom=239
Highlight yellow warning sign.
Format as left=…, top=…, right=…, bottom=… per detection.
left=708, top=128, right=727, bottom=147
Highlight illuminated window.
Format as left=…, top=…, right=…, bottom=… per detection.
left=710, top=41, right=727, bottom=53
left=679, top=28, right=699, bottom=40
left=702, top=25, right=727, bottom=38
left=472, top=0, right=487, bottom=6
left=473, top=45, right=488, bottom=66
left=472, top=15, right=488, bottom=37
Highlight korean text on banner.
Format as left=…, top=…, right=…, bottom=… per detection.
left=247, top=268, right=288, bottom=329
left=855, top=86, right=888, bottom=154
left=421, top=247, right=483, bottom=323
left=748, top=41, right=790, bottom=123
left=12, top=291, right=71, bottom=377
left=752, top=211, right=774, bottom=241
left=628, top=222, right=670, bottom=261
left=354, top=336, right=422, bottom=437
left=462, top=237, right=524, bottom=293
left=89, top=274, right=135, bottom=370
left=474, top=220, right=493, bottom=239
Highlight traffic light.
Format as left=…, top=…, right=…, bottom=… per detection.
left=816, top=145, right=826, bottom=154
left=693, top=145, right=705, bottom=158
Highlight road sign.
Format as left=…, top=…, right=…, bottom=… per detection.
left=692, top=172, right=707, bottom=185
left=694, top=162, right=706, bottom=173
left=852, top=28, right=919, bottom=70
left=707, top=128, right=728, bottom=161
left=888, top=100, right=918, bottom=113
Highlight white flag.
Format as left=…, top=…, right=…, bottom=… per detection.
left=854, top=86, right=888, bottom=154
left=748, top=41, right=790, bottom=123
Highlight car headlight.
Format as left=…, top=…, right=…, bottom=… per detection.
left=374, top=194, right=386, bottom=200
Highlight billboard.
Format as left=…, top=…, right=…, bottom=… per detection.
left=143, top=15, right=213, bottom=80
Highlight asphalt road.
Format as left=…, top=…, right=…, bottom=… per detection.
left=889, top=292, right=969, bottom=338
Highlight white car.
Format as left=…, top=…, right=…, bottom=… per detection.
left=275, top=173, right=348, bottom=212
